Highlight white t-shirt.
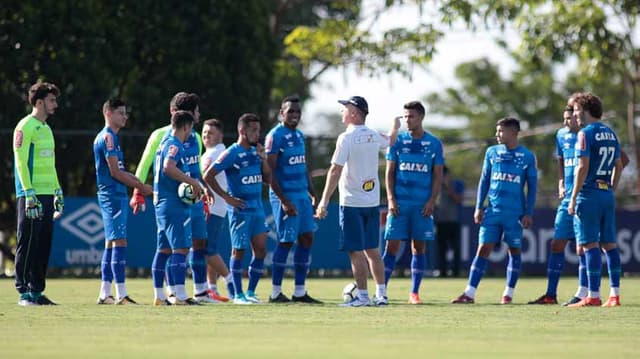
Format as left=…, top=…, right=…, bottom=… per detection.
left=201, top=144, right=228, bottom=217
left=331, top=124, right=390, bottom=207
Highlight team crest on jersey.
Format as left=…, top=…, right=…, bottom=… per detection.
left=168, top=145, right=179, bottom=157
left=14, top=130, right=23, bottom=148
left=362, top=179, right=375, bottom=192
left=104, top=133, right=114, bottom=151
left=285, top=133, right=292, bottom=139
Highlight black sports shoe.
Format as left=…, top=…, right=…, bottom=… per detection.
left=291, top=292, right=323, bottom=304
left=34, top=294, right=57, bottom=305
left=116, top=296, right=138, bottom=305
left=268, top=292, right=291, bottom=303
left=562, top=296, right=583, bottom=306
left=97, top=295, right=116, bottom=305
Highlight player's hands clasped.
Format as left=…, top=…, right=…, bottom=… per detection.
left=25, top=189, right=43, bottom=219
left=53, top=188, right=64, bottom=220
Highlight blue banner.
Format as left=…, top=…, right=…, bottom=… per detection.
left=51, top=197, right=640, bottom=273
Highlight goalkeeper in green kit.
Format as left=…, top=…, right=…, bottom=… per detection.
left=13, top=82, right=64, bottom=306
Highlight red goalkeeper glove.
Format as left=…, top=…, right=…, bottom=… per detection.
left=203, top=195, right=211, bottom=220
left=130, top=188, right=146, bottom=214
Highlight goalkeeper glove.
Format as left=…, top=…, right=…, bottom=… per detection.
left=203, top=195, right=211, bottom=220
left=53, top=188, right=64, bottom=219
left=25, top=189, right=43, bottom=220
left=130, top=188, right=146, bottom=214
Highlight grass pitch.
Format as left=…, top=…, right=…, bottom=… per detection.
left=1, top=277, right=638, bottom=358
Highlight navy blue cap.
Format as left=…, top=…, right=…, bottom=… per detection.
left=338, top=96, right=368, bottom=115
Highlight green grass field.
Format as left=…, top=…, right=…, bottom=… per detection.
left=1, top=277, right=638, bottom=358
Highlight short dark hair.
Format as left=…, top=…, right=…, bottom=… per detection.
left=28, top=82, right=60, bottom=106
left=203, top=118, right=223, bottom=132
left=281, top=95, right=300, bottom=108
left=171, top=110, right=194, bottom=129
left=496, top=117, right=520, bottom=131
left=574, top=92, right=603, bottom=119
left=170, top=92, right=200, bottom=112
left=238, top=113, right=260, bottom=129
left=102, top=98, right=127, bottom=114
left=403, top=101, right=425, bottom=115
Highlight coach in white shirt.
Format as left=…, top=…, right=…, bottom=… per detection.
left=316, top=96, right=399, bottom=307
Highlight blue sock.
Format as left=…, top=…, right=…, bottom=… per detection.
left=293, top=246, right=310, bottom=286
left=585, top=247, right=602, bottom=294
left=111, top=246, right=126, bottom=284
left=272, top=245, right=290, bottom=286
left=170, top=253, right=187, bottom=286
left=506, top=253, right=522, bottom=289
left=578, top=253, right=588, bottom=289
left=468, top=256, right=487, bottom=289
left=411, top=253, right=426, bottom=294
left=226, top=278, right=236, bottom=298
left=382, top=251, right=396, bottom=286
left=101, top=247, right=113, bottom=283
left=605, top=248, right=621, bottom=290
left=248, top=257, right=265, bottom=293
left=546, top=252, right=564, bottom=297
left=151, top=252, right=170, bottom=289
left=189, top=249, right=207, bottom=289
left=165, top=256, right=174, bottom=288
left=230, top=257, right=243, bottom=295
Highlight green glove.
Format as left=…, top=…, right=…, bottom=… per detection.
left=25, top=189, right=43, bottom=220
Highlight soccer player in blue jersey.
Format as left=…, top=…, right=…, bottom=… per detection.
left=151, top=110, right=202, bottom=305
left=528, top=97, right=588, bottom=306
left=265, top=96, right=321, bottom=304
left=567, top=93, right=624, bottom=307
left=452, top=117, right=537, bottom=304
left=203, top=113, right=272, bottom=305
left=382, top=101, right=444, bottom=305
left=94, top=99, right=152, bottom=305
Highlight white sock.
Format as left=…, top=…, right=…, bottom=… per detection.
left=503, top=287, right=514, bottom=298
left=357, top=289, right=369, bottom=301
left=167, top=286, right=175, bottom=296
left=610, top=287, right=620, bottom=296
left=575, top=286, right=588, bottom=298
left=175, top=285, right=188, bottom=301
left=100, top=281, right=112, bottom=298
left=464, top=285, right=476, bottom=298
left=271, top=285, right=283, bottom=299
left=194, top=282, right=208, bottom=295
left=116, top=283, right=127, bottom=299
left=588, top=290, right=600, bottom=299
left=208, top=283, right=219, bottom=294
left=293, top=285, right=306, bottom=297
left=154, top=288, right=166, bottom=300
left=375, top=284, right=386, bottom=298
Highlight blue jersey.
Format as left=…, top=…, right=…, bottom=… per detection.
left=93, top=126, right=126, bottom=196
left=556, top=127, right=578, bottom=198
left=163, top=128, right=202, bottom=180
left=476, top=144, right=537, bottom=216
left=153, top=135, right=189, bottom=210
left=386, top=131, right=444, bottom=206
left=265, top=123, right=309, bottom=200
left=212, top=143, right=264, bottom=213
left=575, top=122, right=620, bottom=192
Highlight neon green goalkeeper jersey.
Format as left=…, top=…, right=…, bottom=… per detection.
left=134, top=124, right=202, bottom=183
left=13, top=115, right=61, bottom=197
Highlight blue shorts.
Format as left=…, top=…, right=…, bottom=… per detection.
left=228, top=210, right=268, bottom=250
left=339, top=206, right=380, bottom=252
left=98, top=194, right=128, bottom=241
left=190, top=202, right=207, bottom=240
left=554, top=199, right=576, bottom=240
left=574, top=189, right=616, bottom=245
left=478, top=209, right=523, bottom=248
left=384, top=205, right=434, bottom=241
left=156, top=209, right=192, bottom=250
left=206, top=214, right=229, bottom=255
left=270, top=197, right=317, bottom=243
